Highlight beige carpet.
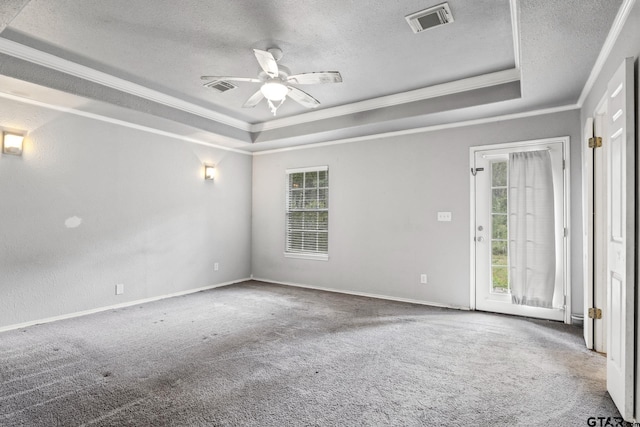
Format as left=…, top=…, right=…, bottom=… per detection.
left=0, top=280, right=622, bottom=426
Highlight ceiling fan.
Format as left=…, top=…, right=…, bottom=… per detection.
left=201, top=48, right=342, bottom=116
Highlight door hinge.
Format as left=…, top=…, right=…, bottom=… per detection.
left=588, top=307, right=602, bottom=319
left=588, top=136, right=602, bottom=148
left=564, top=227, right=568, bottom=237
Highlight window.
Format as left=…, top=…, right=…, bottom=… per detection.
left=490, top=160, right=509, bottom=294
left=285, top=166, right=329, bottom=260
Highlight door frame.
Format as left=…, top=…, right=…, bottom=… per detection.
left=583, top=93, right=609, bottom=352
left=469, top=136, right=572, bottom=323
left=582, top=116, right=595, bottom=349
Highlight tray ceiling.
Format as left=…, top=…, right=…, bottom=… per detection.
left=0, top=0, right=624, bottom=151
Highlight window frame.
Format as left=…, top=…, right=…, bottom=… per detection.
left=284, top=166, right=329, bottom=261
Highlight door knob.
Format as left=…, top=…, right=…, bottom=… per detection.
left=478, top=226, right=484, bottom=231
left=477, top=236, right=484, bottom=242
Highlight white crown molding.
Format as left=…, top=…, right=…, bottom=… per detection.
left=0, top=91, right=252, bottom=155
left=510, top=0, right=521, bottom=69
left=253, top=104, right=578, bottom=155
left=0, top=37, right=252, bottom=132
left=577, top=0, right=636, bottom=107
left=251, top=68, right=521, bottom=133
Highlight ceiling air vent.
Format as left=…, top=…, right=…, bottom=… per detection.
left=405, top=3, right=454, bottom=34
left=203, top=80, right=237, bottom=93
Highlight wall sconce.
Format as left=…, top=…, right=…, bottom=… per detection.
left=2, top=131, right=25, bottom=156
left=204, top=164, right=215, bottom=181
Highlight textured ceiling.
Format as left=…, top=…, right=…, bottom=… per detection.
left=0, top=0, right=625, bottom=150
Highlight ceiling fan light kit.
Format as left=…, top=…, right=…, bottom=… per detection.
left=201, top=47, right=342, bottom=116
left=261, top=81, right=288, bottom=101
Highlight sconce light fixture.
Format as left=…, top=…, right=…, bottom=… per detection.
left=204, top=164, right=215, bottom=181
left=2, top=131, right=25, bottom=156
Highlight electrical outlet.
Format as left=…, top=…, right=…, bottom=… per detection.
left=437, top=212, right=452, bottom=222
left=115, top=283, right=124, bottom=295
left=420, top=274, right=427, bottom=284
left=214, top=262, right=219, bottom=271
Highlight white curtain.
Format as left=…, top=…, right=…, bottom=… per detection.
left=508, top=150, right=556, bottom=308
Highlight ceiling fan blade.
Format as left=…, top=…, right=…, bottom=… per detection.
left=200, top=76, right=261, bottom=83
left=253, top=49, right=279, bottom=78
left=287, top=86, right=320, bottom=108
left=287, top=71, right=342, bottom=85
left=242, top=89, right=265, bottom=108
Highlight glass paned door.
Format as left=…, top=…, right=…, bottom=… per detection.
left=473, top=141, right=566, bottom=321
left=490, top=160, right=509, bottom=294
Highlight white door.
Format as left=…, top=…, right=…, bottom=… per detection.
left=471, top=139, right=567, bottom=321
left=605, top=57, right=635, bottom=422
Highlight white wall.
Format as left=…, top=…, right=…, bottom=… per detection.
left=0, top=98, right=253, bottom=328
left=252, top=110, right=583, bottom=313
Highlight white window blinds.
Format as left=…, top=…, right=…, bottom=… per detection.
left=286, top=166, right=329, bottom=259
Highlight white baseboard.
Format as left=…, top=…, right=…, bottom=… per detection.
left=0, top=278, right=251, bottom=333
left=251, top=277, right=470, bottom=311
left=1, top=277, right=469, bottom=333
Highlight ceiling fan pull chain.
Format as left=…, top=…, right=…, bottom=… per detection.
left=268, top=98, right=285, bottom=116
left=267, top=99, right=277, bottom=115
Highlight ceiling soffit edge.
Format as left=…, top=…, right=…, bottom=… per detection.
left=251, top=69, right=521, bottom=133
left=0, top=82, right=579, bottom=157
left=0, top=90, right=252, bottom=155
left=0, top=37, right=520, bottom=137
left=252, top=104, right=579, bottom=155
left=0, top=37, right=251, bottom=132
left=509, top=0, right=521, bottom=69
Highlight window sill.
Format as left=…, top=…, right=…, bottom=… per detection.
left=284, top=252, right=329, bottom=261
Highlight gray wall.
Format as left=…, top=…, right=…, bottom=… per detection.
left=0, top=98, right=252, bottom=329
left=581, top=2, right=640, bottom=122
left=252, top=110, right=583, bottom=313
